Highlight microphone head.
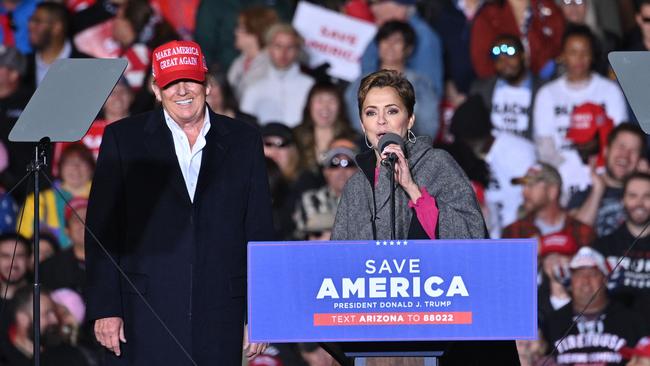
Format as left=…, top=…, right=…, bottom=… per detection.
left=378, top=132, right=404, bottom=152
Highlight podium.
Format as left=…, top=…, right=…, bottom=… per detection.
left=247, top=240, right=536, bottom=365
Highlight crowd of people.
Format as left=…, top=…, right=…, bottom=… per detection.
left=0, top=0, right=649, bottom=365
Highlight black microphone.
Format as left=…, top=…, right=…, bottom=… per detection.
left=378, top=132, right=403, bottom=167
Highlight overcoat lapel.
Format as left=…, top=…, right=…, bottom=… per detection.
left=143, top=108, right=192, bottom=205
left=195, top=110, right=230, bottom=200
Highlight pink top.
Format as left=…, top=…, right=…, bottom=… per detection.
left=375, top=167, right=438, bottom=239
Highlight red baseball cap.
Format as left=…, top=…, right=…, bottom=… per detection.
left=566, top=103, right=614, bottom=145
left=620, top=337, right=650, bottom=359
left=151, top=40, right=208, bottom=88
left=539, top=232, right=578, bottom=257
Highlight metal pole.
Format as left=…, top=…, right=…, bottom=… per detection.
left=32, top=143, right=41, bottom=366
left=30, top=138, right=49, bottom=366
left=389, top=160, right=396, bottom=240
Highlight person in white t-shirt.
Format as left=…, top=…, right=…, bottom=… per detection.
left=533, top=24, right=627, bottom=203
left=450, top=95, right=536, bottom=238
left=239, top=23, right=314, bottom=127
left=470, top=34, right=542, bottom=141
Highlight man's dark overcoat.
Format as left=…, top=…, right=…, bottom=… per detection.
left=85, top=107, right=274, bottom=365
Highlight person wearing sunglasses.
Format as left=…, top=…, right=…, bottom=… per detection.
left=261, top=122, right=302, bottom=184
left=470, top=34, right=542, bottom=140
left=293, top=138, right=359, bottom=241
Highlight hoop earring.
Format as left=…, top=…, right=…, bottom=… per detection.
left=364, top=134, right=373, bottom=149
left=407, top=129, right=416, bottom=144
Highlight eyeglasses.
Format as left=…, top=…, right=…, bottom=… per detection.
left=328, top=157, right=356, bottom=169
left=263, top=139, right=292, bottom=148
left=491, top=44, right=519, bottom=58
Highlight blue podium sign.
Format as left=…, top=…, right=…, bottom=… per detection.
left=248, top=239, right=537, bottom=343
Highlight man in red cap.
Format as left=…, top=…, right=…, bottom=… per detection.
left=502, top=162, right=595, bottom=322
left=568, top=123, right=646, bottom=237
left=565, top=102, right=614, bottom=171
left=85, top=40, right=273, bottom=365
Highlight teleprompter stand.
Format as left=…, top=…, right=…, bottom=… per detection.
left=9, top=58, right=127, bottom=366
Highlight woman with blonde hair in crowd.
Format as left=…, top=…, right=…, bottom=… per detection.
left=228, top=6, right=279, bottom=100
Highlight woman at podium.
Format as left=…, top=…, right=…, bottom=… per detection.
left=331, top=69, right=485, bottom=241
left=330, top=69, right=520, bottom=365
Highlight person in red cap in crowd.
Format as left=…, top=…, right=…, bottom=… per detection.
left=621, top=337, right=650, bottom=366
left=450, top=95, right=537, bottom=238
left=534, top=24, right=628, bottom=203
left=537, top=232, right=579, bottom=326
left=591, top=172, right=650, bottom=329
left=85, top=40, right=273, bottom=365
left=541, top=247, right=649, bottom=366
left=40, top=197, right=88, bottom=296
left=502, top=162, right=595, bottom=319
left=565, top=103, right=614, bottom=173
left=568, top=123, right=647, bottom=237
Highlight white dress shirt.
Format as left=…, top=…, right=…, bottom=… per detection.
left=163, top=107, right=211, bottom=202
